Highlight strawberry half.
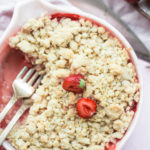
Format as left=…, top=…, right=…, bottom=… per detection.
left=63, top=74, right=85, bottom=93
left=76, top=98, right=97, bottom=119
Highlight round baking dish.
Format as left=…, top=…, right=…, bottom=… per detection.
left=0, top=0, right=143, bottom=149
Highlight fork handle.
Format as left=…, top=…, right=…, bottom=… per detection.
left=0, top=95, right=17, bottom=123
left=0, top=104, right=29, bottom=145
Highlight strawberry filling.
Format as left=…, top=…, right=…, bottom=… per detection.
left=105, top=142, right=116, bottom=150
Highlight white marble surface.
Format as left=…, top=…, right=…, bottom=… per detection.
left=0, top=0, right=150, bottom=150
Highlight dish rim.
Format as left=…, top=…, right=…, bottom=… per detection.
left=0, top=0, right=143, bottom=149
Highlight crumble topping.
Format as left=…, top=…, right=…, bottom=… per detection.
left=8, top=15, right=140, bottom=150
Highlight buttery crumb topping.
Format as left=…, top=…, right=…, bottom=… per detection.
left=8, top=15, right=140, bottom=150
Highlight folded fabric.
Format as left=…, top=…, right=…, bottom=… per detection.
left=104, top=0, right=150, bottom=51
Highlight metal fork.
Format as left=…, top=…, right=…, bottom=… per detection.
left=0, top=66, right=42, bottom=145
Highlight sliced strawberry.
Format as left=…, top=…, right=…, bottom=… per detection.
left=105, top=142, right=116, bottom=150
left=63, top=74, right=85, bottom=93
left=76, top=98, right=97, bottom=119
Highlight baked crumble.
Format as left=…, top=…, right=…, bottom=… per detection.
left=8, top=14, right=140, bottom=150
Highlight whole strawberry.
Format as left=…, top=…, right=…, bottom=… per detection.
left=76, top=98, right=97, bottom=119
left=63, top=74, right=85, bottom=93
